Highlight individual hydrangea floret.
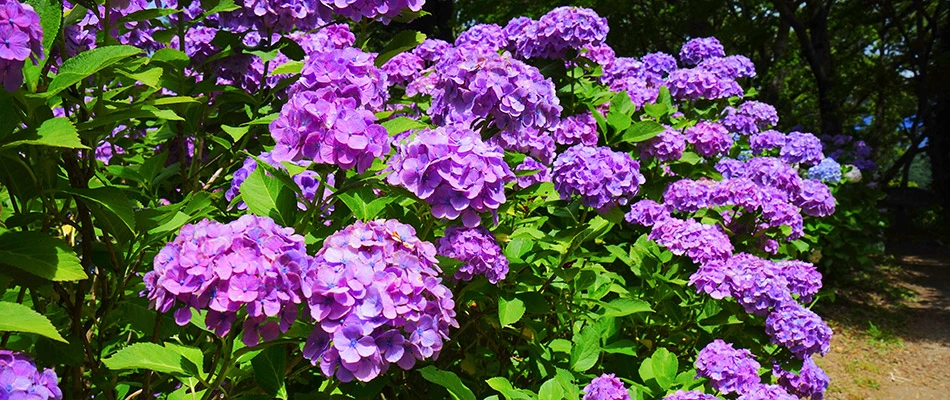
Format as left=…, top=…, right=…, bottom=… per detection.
left=301, top=220, right=457, bottom=382
left=381, top=52, right=424, bottom=87
left=143, top=215, right=312, bottom=346
left=663, top=179, right=711, bottom=213
left=780, top=132, right=824, bottom=165
left=515, top=156, right=551, bottom=188
left=640, top=128, right=686, bottom=162
left=766, top=303, right=833, bottom=358
left=0, top=0, right=44, bottom=92
left=438, top=226, right=509, bottom=284
left=386, top=126, right=513, bottom=228
left=583, top=373, right=630, bottom=400
left=773, top=357, right=830, bottom=400
left=0, top=350, right=62, bottom=400
left=552, top=145, right=645, bottom=212
left=625, top=199, right=671, bottom=227
left=695, top=339, right=761, bottom=395
left=679, top=37, right=725, bottom=66
left=553, top=112, right=598, bottom=146
left=685, top=122, right=733, bottom=157
left=295, top=46, right=389, bottom=111
left=737, top=384, right=798, bottom=400
left=795, top=179, right=836, bottom=217
left=807, top=157, right=842, bottom=183
left=455, top=23, right=507, bottom=51
left=650, top=218, right=733, bottom=264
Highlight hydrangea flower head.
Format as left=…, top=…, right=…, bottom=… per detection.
left=553, top=112, right=598, bottom=146
left=640, top=128, right=686, bottom=162
left=625, top=199, right=671, bottom=227
left=381, top=52, right=424, bottom=87
left=0, top=350, right=62, bottom=400
left=750, top=130, right=787, bottom=154
left=583, top=373, right=630, bottom=400
left=685, top=122, right=733, bottom=157
left=781, top=132, right=824, bottom=165
left=438, top=226, right=509, bottom=283
left=515, top=156, right=551, bottom=188
left=386, top=126, right=514, bottom=227
left=300, top=220, right=457, bottom=382
left=737, top=384, right=798, bottom=400
left=690, top=253, right=792, bottom=314
left=807, top=157, right=841, bottom=183
left=552, top=145, right=645, bottom=212
left=765, top=303, right=833, bottom=358
left=0, top=0, right=43, bottom=91
left=663, top=179, right=711, bottom=213
left=270, top=89, right=391, bottom=173
left=679, top=37, right=725, bottom=66
left=773, top=357, right=830, bottom=400
left=666, top=67, right=743, bottom=101
left=318, top=0, right=424, bottom=22
left=649, top=218, right=733, bottom=264
left=695, top=339, right=761, bottom=394
left=143, top=215, right=312, bottom=346
left=529, top=7, right=609, bottom=59
left=662, top=391, right=719, bottom=400
left=295, top=46, right=389, bottom=111
left=455, top=23, right=507, bottom=51
left=795, top=179, right=836, bottom=217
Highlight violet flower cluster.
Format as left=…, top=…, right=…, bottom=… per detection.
left=766, top=303, right=833, bottom=358
left=437, top=226, right=509, bottom=284
left=662, top=391, right=719, bottom=400
left=454, top=24, right=507, bottom=51
left=295, top=46, right=389, bottom=111
left=773, top=357, right=830, bottom=400
left=270, top=88, right=391, bottom=173
left=552, top=145, right=645, bottom=212
left=639, top=128, right=686, bottom=162
left=723, top=101, right=779, bottom=135
left=300, top=220, right=457, bottom=382
left=648, top=217, right=733, bottom=265
left=0, top=0, right=43, bottom=92
left=0, top=350, right=62, bottom=400
left=582, top=373, right=630, bottom=400
left=694, top=339, right=761, bottom=395
left=143, top=215, right=312, bottom=347
left=522, top=7, right=609, bottom=60
left=685, top=121, right=733, bottom=157
left=317, top=0, right=424, bottom=23
left=386, top=126, right=513, bottom=228
left=679, top=37, right=725, bottom=66
left=736, top=384, right=798, bottom=400
left=553, top=112, right=599, bottom=146
left=780, top=131, right=824, bottom=165
left=514, top=156, right=552, bottom=189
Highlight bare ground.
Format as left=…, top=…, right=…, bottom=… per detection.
left=816, top=238, right=950, bottom=400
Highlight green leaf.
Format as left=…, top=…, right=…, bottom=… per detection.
left=485, top=377, right=534, bottom=400
left=150, top=48, right=190, bottom=69
left=0, top=301, right=67, bottom=343
left=164, top=343, right=205, bottom=379
left=0, top=118, right=88, bottom=150
left=103, top=342, right=191, bottom=375
left=45, top=45, right=142, bottom=97
left=602, top=298, right=653, bottom=317
left=336, top=188, right=395, bottom=221
left=221, top=125, right=250, bottom=142
left=252, top=346, right=287, bottom=399
left=0, top=228, right=86, bottom=281
left=117, top=67, right=163, bottom=88
left=650, top=348, right=678, bottom=390
left=269, top=60, right=303, bottom=76
left=380, top=117, right=428, bottom=136
left=538, top=378, right=564, bottom=400
left=498, top=295, right=526, bottom=327
left=418, top=366, right=476, bottom=400
left=570, top=324, right=600, bottom=372
left=555, top=368, right=580, bottom=400
left=240, top=167, right=296, bottom=226
left=621, top=121, right=666, bottom=143
left=375, top=30, right=426, bottom=66
left=62, top=187, right=136, bottom=236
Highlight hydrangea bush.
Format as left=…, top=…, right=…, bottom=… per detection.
left=0, top=1, right=858, bottom=399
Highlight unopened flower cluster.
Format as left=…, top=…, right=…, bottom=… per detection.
left=301, top=220, right=457, bottom=382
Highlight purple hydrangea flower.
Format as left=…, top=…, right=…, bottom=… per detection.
left=744, top=157, right=803, bottom=199
left=625, top=199, right=671, bottom=227
left=0, top=350, right=62, bottom=400
left=609, top=78, right=660, bottom=110
left=662, top=391, right=719, bottom=400
left=807, top=157, right=841, bottom=183
left=301, top=220, right=457, bottom=382
left=0, top=0, right=43, bottom=91
left=226, top=153, right=334, bottom=211
left=679, top=37, right=725, bottom=66
left=552, top=145, right=645, bottom=212
left=766, top=303, right=833, bottom=358
left=690, top=253, right=792, bottom=315
left=709, top=178, right=761, bottom=210
left=750, top=130, right=787, bottom=154
left=638, top=52, right=678, bottom=85
left=270, top=89, right=391, bottom=173
left=318, top=0, right=424, bottom=23
left=381, top=52, right=424, bottom=87
left=685, top=122, right=733, bottom=157
left=722, top=101, right=776, bottom=135
left=515, top=156, right=552, bottom=188
left=386, top=126, right=514, bottom=228
left=780, top=131, right=824, bottom=165
left=715, top=158, right=747, bottom=179
left=699, top=55, right=756, bottom=79
left=737, top=384, right=798, bottom=400
left=640, top=128, right=686, bottom=162
left=295, top=46, right=389, bottom=111
left=143, top=215, right=312, bottom=346
left=527, top=7, right=609, bottom=60
left=438, top=226, right=509, bottom=283
left=773, top=357, right=830, bottom=400
left=553, top=112, right=599, bottom=146
left=666, top=67, right=743, bottom=101
left=795, top=179, right=836, bottom=217
left=775, top=260, right=822, bottom=303
left=455, top=23, right=507, bottom=51
left=695, top=339, right=761, bottom=395
left=583, top=373, right=630, bottom=400
left=649, top=218, right=733, bottom=264
left=581, top=43, right=616, bottom=66
left=663, top=179, right=712, bottom=213
left=490, top=126, right=557, bottom=164
left=601, top=57, right=642, bottom=87
left=413, top=38, right=451, bottom=64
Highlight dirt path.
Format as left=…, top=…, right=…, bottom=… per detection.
left=817, top=238, right=950, bottom=400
